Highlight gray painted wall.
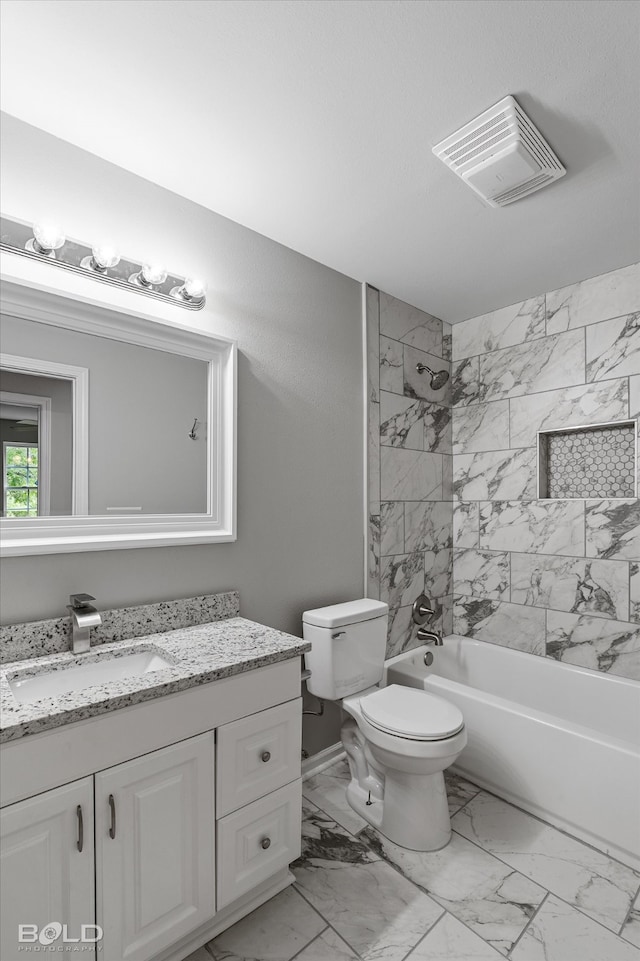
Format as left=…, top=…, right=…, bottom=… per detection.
left=0, top=114, right=365, bottom=755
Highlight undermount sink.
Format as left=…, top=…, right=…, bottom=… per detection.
left=8, top=649, right=174, bottom=705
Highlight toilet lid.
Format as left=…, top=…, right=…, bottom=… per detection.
left=360, top=685, right=464, bottom=741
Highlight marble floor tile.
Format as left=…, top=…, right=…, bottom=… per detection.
left=510, top=894, right=640, bottom=961
left=294, top=806, right=444, bottom=961
left=294, top=926, right=358, bottom=960
left=360, top=826, right=546, bottom=956
left=302, top=758, right=368, bottom=835
left=206, top=885, right=325, bottom=960
left=622, top=889, right=640, bottom=948
left=453, top=792, right=640, bottom=933
left=445, top=770, right=481, bottom=815
left=406, top=911, right=506, bottom=960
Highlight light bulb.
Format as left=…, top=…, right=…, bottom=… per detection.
left=140, top=263, right=167, bottom=286
left=91, top=244, right=120, bottom=269
left=31, top=222, right=66, bottom=253
left=184, top=277, right=206, bottom=299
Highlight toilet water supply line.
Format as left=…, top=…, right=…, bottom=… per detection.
left=301, top=668, right=324, bottom=716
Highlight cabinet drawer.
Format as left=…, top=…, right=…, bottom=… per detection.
left=216, top=779, right=302, bottom=909
left=216, top=698, right=302, bottom=816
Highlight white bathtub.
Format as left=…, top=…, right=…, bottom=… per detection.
left=385, top=636, right=640, bottom=870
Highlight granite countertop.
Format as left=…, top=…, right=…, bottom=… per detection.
left=0, top=617, right=310, bottom=743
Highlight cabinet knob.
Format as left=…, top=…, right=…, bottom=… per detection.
left=261, top=837, right=271, bottom=850
left=261, top=751, right=271, bottom=763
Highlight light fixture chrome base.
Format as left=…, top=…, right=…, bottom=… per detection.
left=3, top=215, right=206, bottom=310
left=24, top=238, right=56, bottom=259
left=170, top=284, right=205, bottom=307
left=80, top=255, right=108, bottom=274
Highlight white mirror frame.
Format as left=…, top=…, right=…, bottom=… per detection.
left=0, top=280, right=237, bottom=555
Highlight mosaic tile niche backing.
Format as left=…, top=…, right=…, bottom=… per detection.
left=540, top=422, right=636, bottom=499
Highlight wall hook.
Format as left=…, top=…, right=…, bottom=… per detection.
left=188, top=418, right=199, bottom=440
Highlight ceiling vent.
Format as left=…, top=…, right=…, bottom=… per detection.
left=432, top=96, right=566, bottom=207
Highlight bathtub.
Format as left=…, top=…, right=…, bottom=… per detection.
left=385, top=636, right=640, bottom=870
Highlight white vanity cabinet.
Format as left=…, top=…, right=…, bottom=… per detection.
left=0, top=777, right=96, bottom=961
left=96, top=733, right=216, bottom=961
left=0, top=657, right=304, bottom=961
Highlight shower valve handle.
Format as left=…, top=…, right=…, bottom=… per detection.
left=412, top=593, right=435, bottom=626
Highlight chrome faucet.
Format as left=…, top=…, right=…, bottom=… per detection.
left=416, top=626, right=444, bottom=646
left=67, top=594, right=102, bottom=654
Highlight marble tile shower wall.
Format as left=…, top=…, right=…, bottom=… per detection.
left=451, top=261, right=640, bottom=680
left=366, top=287, right=454, bottom=655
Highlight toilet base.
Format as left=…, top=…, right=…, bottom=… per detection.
left=341, top=718, right=454, bottom=851
left=346, top=766, right=451, bottom=851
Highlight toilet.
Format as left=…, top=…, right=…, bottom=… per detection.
left=303, top=598, right=466, bottom=851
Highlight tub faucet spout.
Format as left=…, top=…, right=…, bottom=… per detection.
left=67, top=593, right=102, bottom=654
left=417, top=627, right=443, bottom=646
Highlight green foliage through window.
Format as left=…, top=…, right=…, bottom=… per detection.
left=3, top=444, right=39, bottom=517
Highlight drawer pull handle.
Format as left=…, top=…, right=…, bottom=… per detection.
left=261, top=837, right=271, bottom=850
left=261, top=751, right=271, bottom=763
left=108, top=794, right=116, bottom=839
left=76, top=805, right=84, bottom=853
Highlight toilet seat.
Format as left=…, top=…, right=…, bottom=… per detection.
left=360, top=684, right=464, bottom=741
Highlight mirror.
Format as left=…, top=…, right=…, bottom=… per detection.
left=2, top=315, right=209, bottom=516
left=0, top=280, right=236, bottom=554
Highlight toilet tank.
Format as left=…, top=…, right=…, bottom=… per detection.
left=302, top=599, right=389, bottom=700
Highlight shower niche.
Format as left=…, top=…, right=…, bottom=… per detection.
left=537, top=420, right=637, bottom=499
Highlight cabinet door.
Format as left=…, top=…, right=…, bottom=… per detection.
left=95, top=732, right=215, bottom=961
left=0, top=777, right=95, bottom=961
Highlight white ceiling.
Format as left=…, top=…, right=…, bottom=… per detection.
left=1, top=0, right=639, bottom=322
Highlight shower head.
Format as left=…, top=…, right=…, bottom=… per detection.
left=416, top=363, right=449, bottom=391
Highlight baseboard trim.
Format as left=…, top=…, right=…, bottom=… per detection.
left=155, top=868, right=294, bottom=961
left=302, top=742, right=344, bottom=779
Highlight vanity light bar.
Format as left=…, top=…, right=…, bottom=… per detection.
left=0, top=215, right=206, bottom=310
